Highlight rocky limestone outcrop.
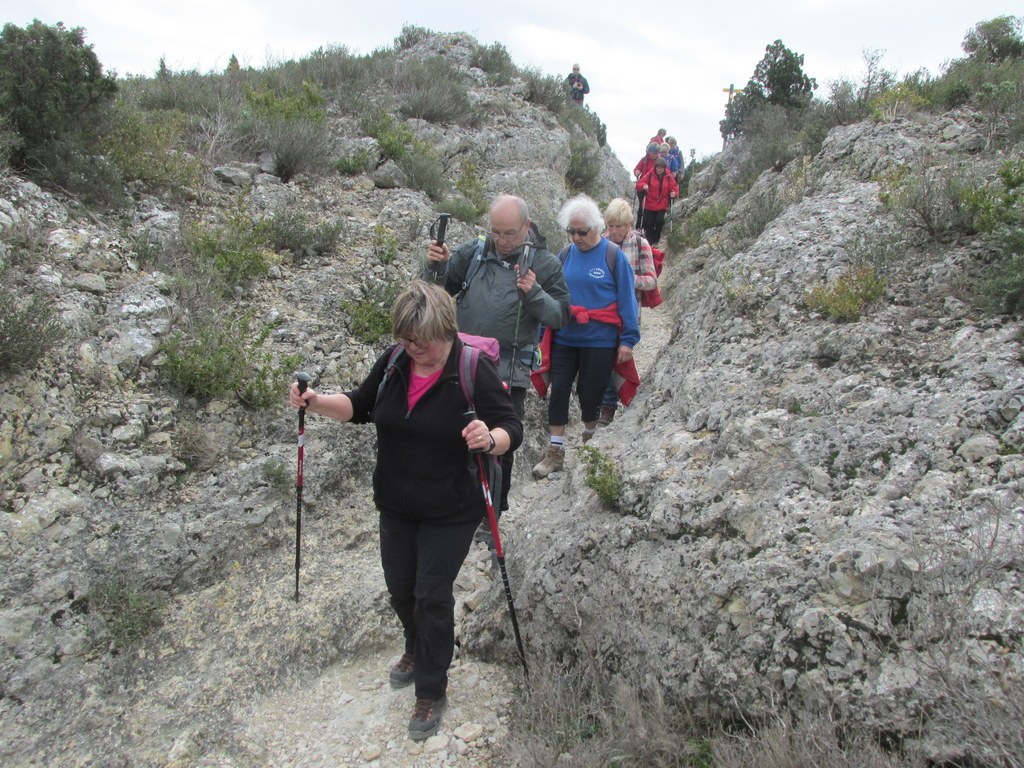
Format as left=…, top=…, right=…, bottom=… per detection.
left=465, top=112, right=1023, bottom=761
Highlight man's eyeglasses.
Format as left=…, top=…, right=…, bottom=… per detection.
left=565, top=227, right=591, bottom=237
left=396, top=336, right=431, bottom=350
left=489, top=223, right=525, bottom=241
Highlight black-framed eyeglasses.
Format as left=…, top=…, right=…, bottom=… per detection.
left=489, top=222, right=525, bottom=241
left=565, top=227, right=591, bottom=237
left=396, top=336, right=431, bottom=350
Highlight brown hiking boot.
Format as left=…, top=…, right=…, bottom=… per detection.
left=408, top=696, right=447, bottom=741
left=598, top=404, right=617, bottom=427
left=389, top=652, right=414, bottom=688
left=582, top=427, right=596, bottom=444
left=532, top=445, right=564, bottom=478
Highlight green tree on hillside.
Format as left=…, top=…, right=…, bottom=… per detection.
left=962, top=15, right=1024, bottom=62
left=0, top=20, right=117, bottom=168
left=720, top=39, right=817, bottom=142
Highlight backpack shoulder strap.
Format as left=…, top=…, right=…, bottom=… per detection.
left=605, top=241, right=619, bottom=287
left=456, top=236, right=489, bottom=304
left=374, top=345, right=406, bottom=413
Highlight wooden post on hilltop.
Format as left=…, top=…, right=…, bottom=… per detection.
left=722, top=83, right=743, bottom=150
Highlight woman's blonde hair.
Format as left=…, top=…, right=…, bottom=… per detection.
left=392, top=280, right=457, bottom=343
left=603, top=198, right=633, bottom=227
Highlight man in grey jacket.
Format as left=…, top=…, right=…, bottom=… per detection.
left=425, top=194, right=571, bottom=514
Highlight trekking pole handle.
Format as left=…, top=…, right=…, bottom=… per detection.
left=432, top=213, right=451, bottom=247
left=462, top=409, right=488, bottom=454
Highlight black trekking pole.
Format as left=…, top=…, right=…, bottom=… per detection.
left=294, top=371, right=312, bottom=602
left=429, top=212, right=451, bottom=248
left=464, top=409, right=529, bottom=677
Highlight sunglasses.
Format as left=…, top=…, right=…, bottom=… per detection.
left=565, top=227, right=592, bottom=237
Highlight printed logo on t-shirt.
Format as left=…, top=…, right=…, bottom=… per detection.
left=588, top=267, right=607, bottom=279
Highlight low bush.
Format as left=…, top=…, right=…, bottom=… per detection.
left=90, top=575, right=164, bottom=651
left=455, top=160, right=488, bottom=216
left=184, top=201, right=274, bottom=287
left=361, top=110, right=416, bottom=162
left=669, top=203, right=730, bottom=251
left=171, top=419, right=218, bottom=470
left=161, top=309, right=300, bottom=408
left=342, top=280, right=403, bottom=344
left=335, top=147, right=376, bottom=175
left=394, top=57, right=476, bottom=125
left=471, top=42, right=517, bottom=85
left=879, top=162, right=981, bottom=242
left=398, top=145, right=446, bottom=199
left=577, top=446, right=622, bottom=510
left=438, top=196, right=483, bottom=224
left=0, top=284, right=66, bottom=375
left=371, top=223, right=399, bottom=265
left=972, top=159, right=1024, bottom=313
left=804, top=265, right=886, bottom=321
left=566, top=137, right=600, bottom=195
left=521, top=68, right=569, bottom=115
left=261, top=459, right=292, bottom=492
left=101, top=103, right=202, bottom=195
left=264, top=209, right=343, bottom=260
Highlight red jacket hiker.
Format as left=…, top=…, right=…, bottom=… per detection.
left=635, top=168, right=679, bottom=212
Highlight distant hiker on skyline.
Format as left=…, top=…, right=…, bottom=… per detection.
left=565, top=63, right=590, bottom=107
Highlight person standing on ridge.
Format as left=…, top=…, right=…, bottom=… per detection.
left=565, top=63, right=590, bottom=107
left=425, top=195, right=571, bottom=522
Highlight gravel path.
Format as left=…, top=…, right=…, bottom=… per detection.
left=233, top=263, right=677, bottom=767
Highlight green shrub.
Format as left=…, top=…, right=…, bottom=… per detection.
left=184, top=202, right=274, bottom=286
left=438, top=196, right=483, bottom=224
left=879, top=162, right=981, bottom=242
left=265, top=209, right=343, bottom=260
left=471, top=42, right=517, bottom=85
left=578, top=446, right=622, bottom=510
left=804, top=266, right=886, bottom=321
left=361, top=110, right=415, bottom=162
left=394, top=57, right=476, bottom=125
left=335, top=147, right=376, bottom=175
left=971, top=160, right=1024, bottom=313
left=398, top=144, right=446, bottom=200
left=101, top=103, right=202, bottom=195
left=566, top=137, right=600, bottom=194
left=261, top=459, right=292, bottom=492
left=455, top=160, right=488, bottom=216
left=521, top=68, right=569, bottom=115
left=0, top=285, right=66, bottom=375
left=342, top=281, right=403, bottom=344
left=371, top=223, right=399, bottom=265
left=670, top=203, right=730, bottom=251
left=162, top=309, right=299, bottom=408
left=90, top=575, right=164, bottom=651
left=263, top=116, right=333, bottom=181
left=394, top=24, right=432, bottom=51
left=559, top=107, right=607, bottom=146
left=870, top=80, right=928, bottom=121
left=32, top=135, right=127, bottom=207
left=0, top=20, right=117, bottom=170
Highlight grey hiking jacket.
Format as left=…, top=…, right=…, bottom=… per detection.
left=424, top=237, right=571, bottom=389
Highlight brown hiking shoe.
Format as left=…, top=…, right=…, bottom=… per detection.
left=598, top=404, right=617, bottom=426
left=582, top=428, right=596, bottom=444
left=532, top=445, right=564, bottom=479
left=408, top=696, right=447, bottom=741
left=389, top=652, right=414, bottom=688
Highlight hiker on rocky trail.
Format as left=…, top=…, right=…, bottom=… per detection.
left=287, top=280, right=522, bottom=742
left=597, top=198, right=658, bottom=426
left=648, top=128, right=668, bottom=146
left=424, top=194, right=571, bottom=522
left=636, top=157, right=679, bottom=246
left=565, top=63, right=590, bottom=106
left=531, top=195, right=640, bottom=479
left=633, top=142, right=661, bottom=229
left=666, top=136, right=683, bottom=178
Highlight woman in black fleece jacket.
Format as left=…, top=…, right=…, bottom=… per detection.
left=289, top=280, right=522, bottom=741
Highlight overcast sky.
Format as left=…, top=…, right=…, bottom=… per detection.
left=7, top=1, right=1019, bottom=169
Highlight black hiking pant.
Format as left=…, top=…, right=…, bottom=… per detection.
left=641, top=209, right=667, bottom=246
left=379, top=510, right=479, bottom=702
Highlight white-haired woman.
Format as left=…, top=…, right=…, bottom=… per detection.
left=532, top=195, right=640, bottom=478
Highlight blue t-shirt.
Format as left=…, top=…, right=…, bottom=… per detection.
left=556, top=238, right=640, bottom=349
